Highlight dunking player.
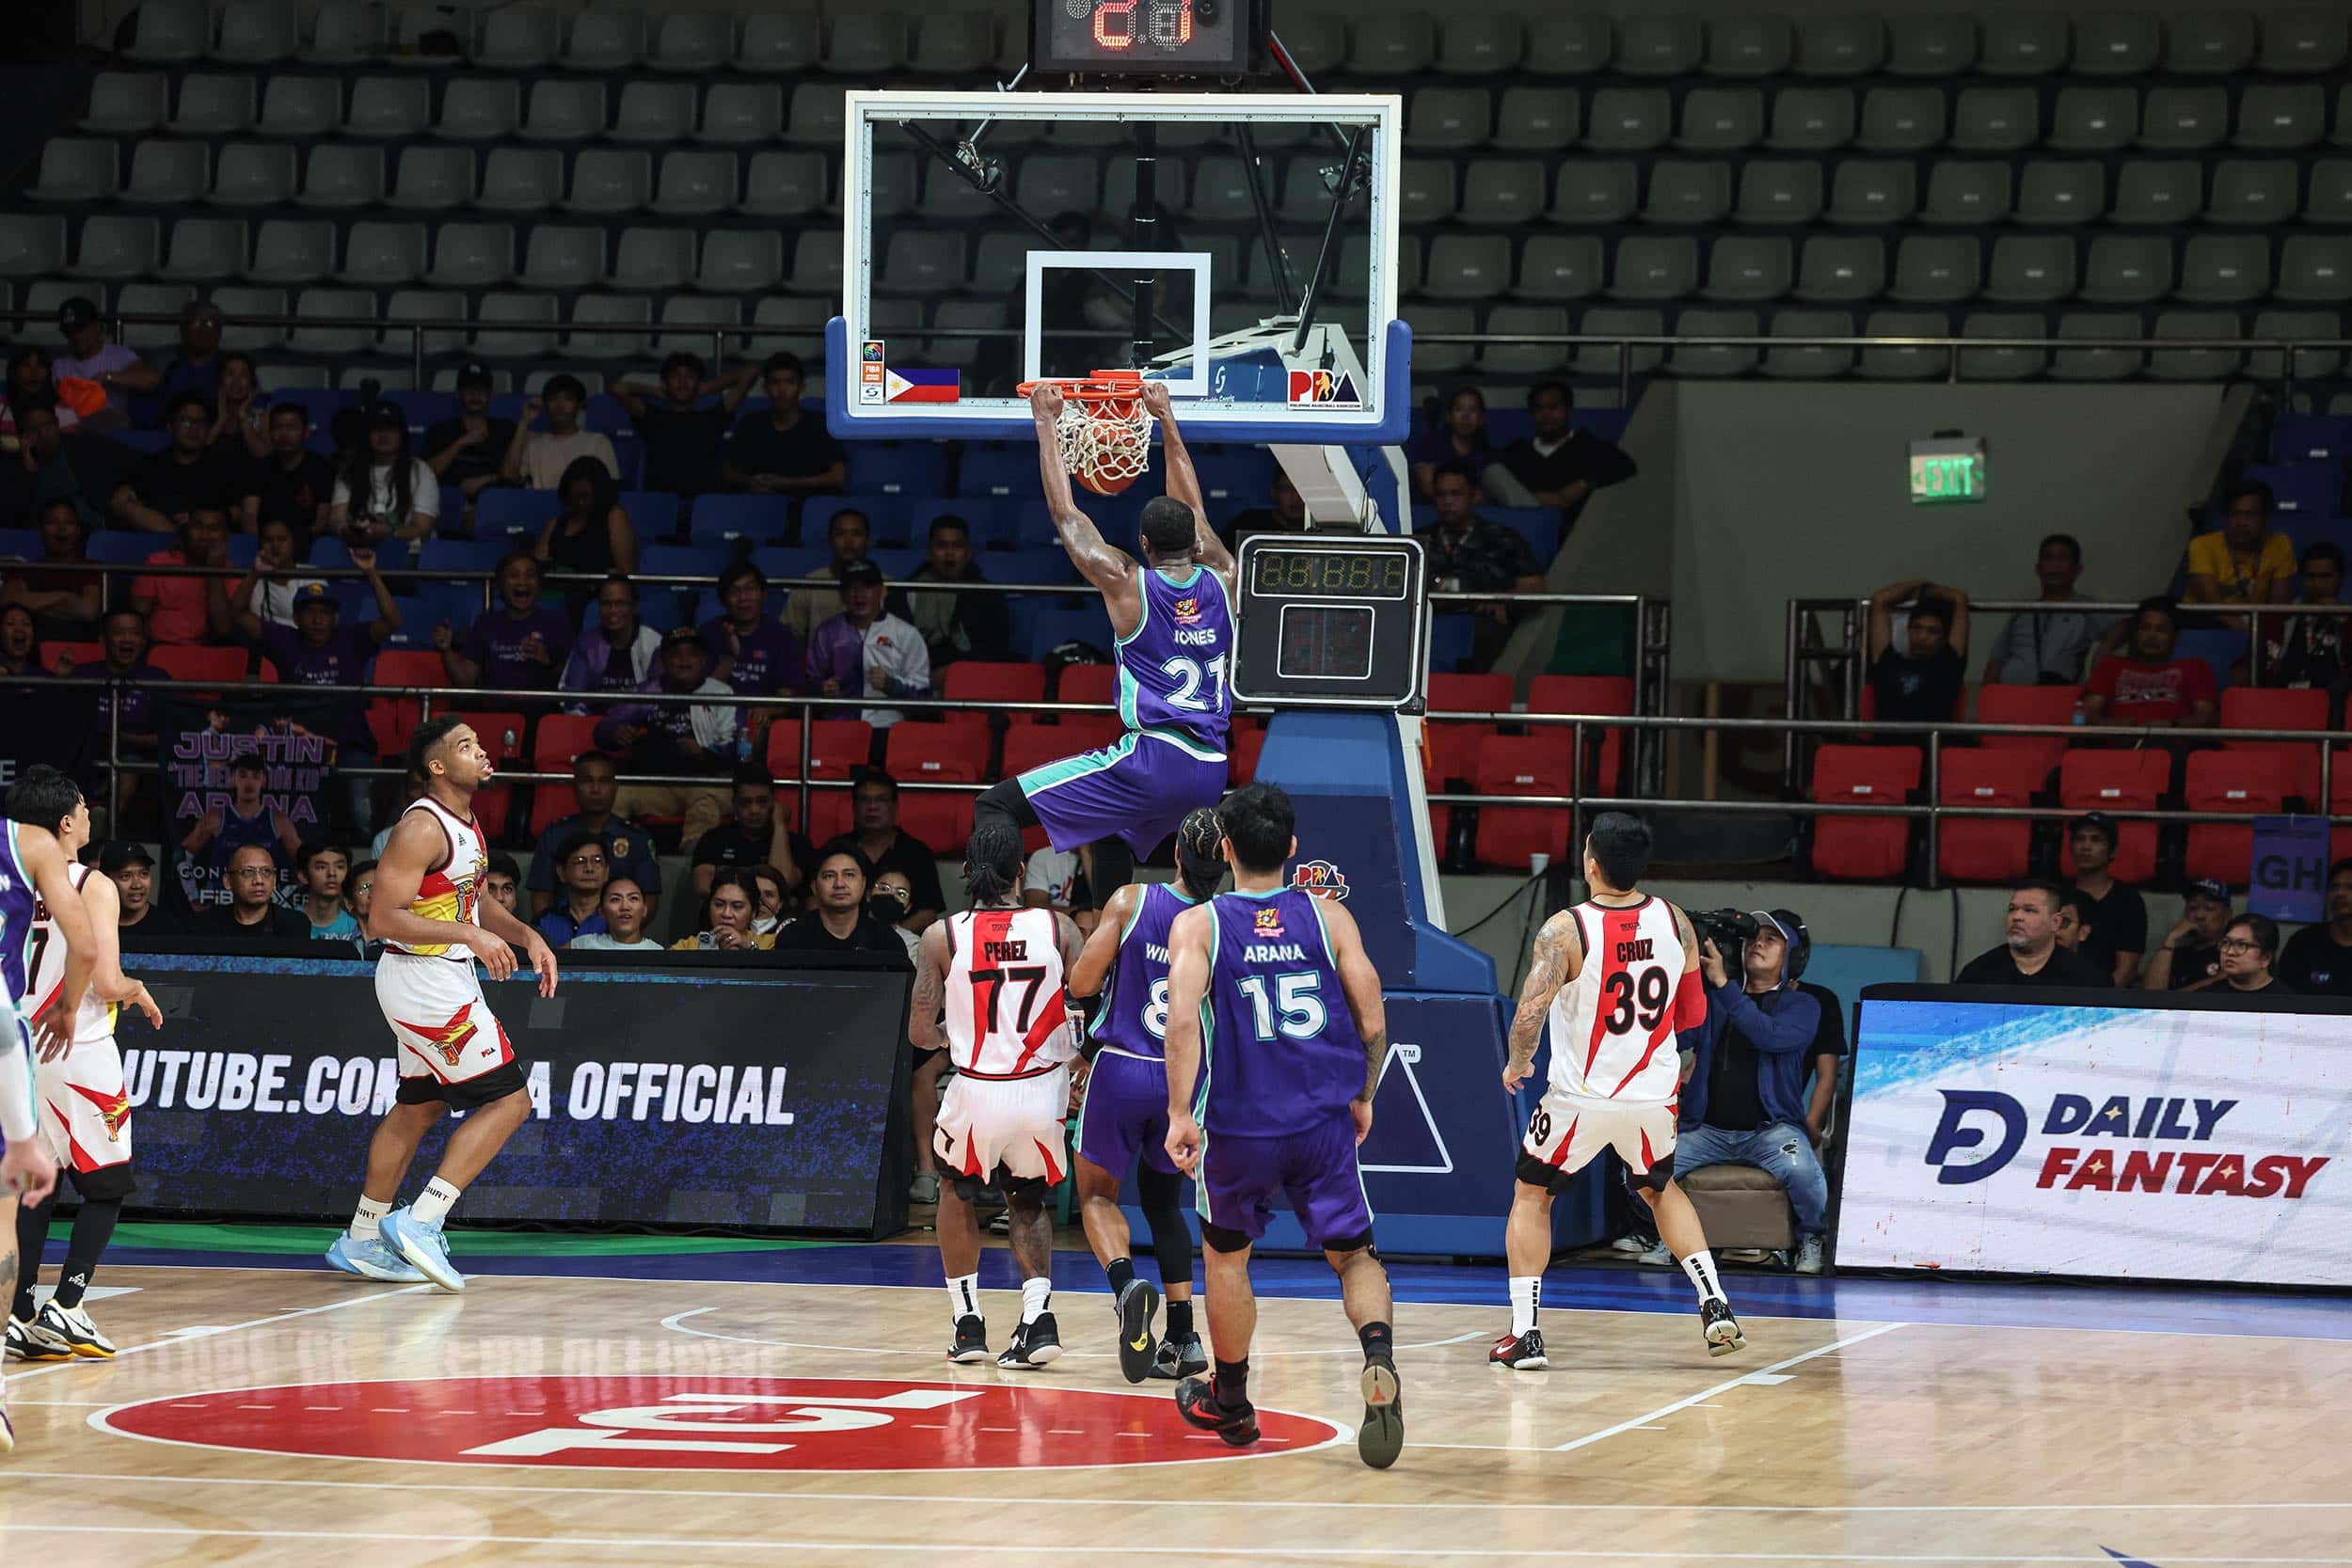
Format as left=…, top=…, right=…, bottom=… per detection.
left=909, top=821, right=1085, bottom=1370
left=1064, top=807, right=1225, bottom=1382
left=972, top=383, right=1235, bottom=910
left=0, top=768, right=100, bottom=1454
left=1492, top=811, right=1744, bottom=1370
left=8, top=768, right=163, bottom=1363
left=1163, top=783, right=1405, bottom=1470
left=326, top=716, right=557, bottom=1292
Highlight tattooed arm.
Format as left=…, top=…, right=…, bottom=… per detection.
left=907, top=921, right=951, bottom=1053
left=1502, top=910, right=1584, bottom=1092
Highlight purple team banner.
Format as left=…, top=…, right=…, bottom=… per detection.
left=159, top=694, right=344, bottom=914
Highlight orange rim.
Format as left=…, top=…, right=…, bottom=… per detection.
left=1016, top=370, right=1148, bottom=404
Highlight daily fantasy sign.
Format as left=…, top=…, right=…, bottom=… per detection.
left=1836, top=989, right=2352, bottom=1287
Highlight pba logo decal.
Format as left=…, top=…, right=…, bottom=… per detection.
left=93, top=1377, right=1342, bottom=1472
left=1292, top=860, right=1350, bottom=900
left=1252, top=907, right=1287, bottom=937
left=1287, top=369, right=1362, bottom=410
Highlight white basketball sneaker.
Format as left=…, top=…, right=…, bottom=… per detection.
left=34, top=1299, right=116, bottom=1359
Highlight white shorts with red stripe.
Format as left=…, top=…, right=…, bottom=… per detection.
left=934, top=1066, right=1071, bottom=1186
left=375, top=951, right=515, bottom=1090
left=1519, top=1088, right=1677, bottom=1182
left=36, top=1034, right=133, bottom=1174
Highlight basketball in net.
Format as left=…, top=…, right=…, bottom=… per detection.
left=1019, top=371, right=1155, bottom=497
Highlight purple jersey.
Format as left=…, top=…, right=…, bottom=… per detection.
left=1, top=819, right=38, bottom=1007
left=701, top=614, right=803, bottom=697
left=213, top=801, right=286, bottom=872
left=1116, top=563, right=1232, bottom=752
left=1093, top=881, right=1199, bottom=1062
left=1200, top=887, right=1365, bottom=1139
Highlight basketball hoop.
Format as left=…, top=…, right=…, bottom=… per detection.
left=1017, top=371, right=1154, bottom=497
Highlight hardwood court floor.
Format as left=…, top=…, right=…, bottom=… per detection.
left=2, top=1241, right=2346, bottom=1567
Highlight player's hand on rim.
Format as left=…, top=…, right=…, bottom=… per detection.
left=1137, top=382, right=1172, bottom=420
left=1028, top=383, right=1065, bottom=422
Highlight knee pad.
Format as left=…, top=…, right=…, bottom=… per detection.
left=70, top=1164, right=137, bottom=1202
left=1199, top=1221, right=1254, bottom=1255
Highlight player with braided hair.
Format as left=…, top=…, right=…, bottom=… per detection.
left=1065, top=806, right=1227, bottom=1381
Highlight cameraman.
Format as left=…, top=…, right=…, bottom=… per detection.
left=1677, top=911, right=1832, bottom=1275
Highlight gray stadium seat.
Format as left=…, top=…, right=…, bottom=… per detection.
left=1735, top=162, right=1823, bottom=225
left=2081, top=236, right=2173, bottom=305
left=2138, top=89, right=2230, bottom=151
left=2307, top=161, right=2352, bottom=225
left=1342, top=232, right=1418, bottom=298
left=1188, top=157, right=1259, bottom=223
left=2049, top=87, right=2137, bottom=153
left=564, top=294, right=650, bottom=360
left=1479, top=305, right=1569, bottom=376
left=697, top=230, right=783, bottom=293
left=1644, top=162, right=1733, bottom=225
left=1422, top=234, right=1512, bottom=300
left=2235, top=85, right=2327, bottom=151
left=170, top=73, right=261, bottom=136
left=336, top=221, right=424, bottom=286
left=125, top=140, right=208, bottom=205
left=207, top=285, right=288, bottom=351
left=911, top=11, right=994, bottom=72
left=880, top=230, right=966, bottom=293
left=1886, top=14, right=1974, bottom=76
left=1857, top=88, right=1944, bottom=154
left=1549, top=164, right=1637, bottom=225
left=739, top=10, right=820, bottom=72
left=1826, top=162, right=1916, bottom=226
left=1398, top=160, right=1457, bottom=226
left=474, top=7, right=560, bottom=70
left=303, top=0, right=384, bottom=65
left=700, top=84, right=782, bottom=146
left=243, top=219, right=333, bottom=284
left=1101, top=156, right=1189, bottom=217
left=1984, top=236, right=2075, bottom=304
left=2150, top=312, right=2246, bottom=380
left=1796, top=17, right=1883, bottom=77
left=476, top=148, right=562, bottom=213
left=918, top=160, right=997, bottom=220
left=518, top=226, right=605, bottom=291
left=383, top=290, right=467, bottom=357
left=117, top=282, right=195, bottom=351
left=2074, top=14, right=2159, bottom=75
left=1706, top=16, right=1791, bottom=78
left=614, top=228, right=695, bottom=292
left=2111, top=161, right=2202, bottom=225
left=20, top=280, right=102, bottom=329
left=1617, top=14, right=1702, bottom=76
left=1437, top=14, right=1521, bottom=74
left=1461, top=161, right=1547, bottom=227
left=654, top=13, right=733, bottom=73
left=1407, top=88, right=1491, bottom=151
left=1584, top=89, right=1672, bottom=153
left=2251, top=311, right=2343, bottom=380
left=742, top=295, right=830, bottom=361
left=2206, top=162, right=2298, bottom=226
left=1677, top=89, right=1765, bottom=152
left=565, top=151, right=651, bottom=214
left=1570, top=308, right=1664, bottom=378
left=654, top=151, right=737, bottom=216
left=1764, top=309, right=1853, bottom=377
left=0, top=214, right=66, bottom=278
left=127, top=0, right=209, bottom=62
left=1956, top=312, right=2046, bottom=381
left=291, top=287, right=376, bottom=356
left=1703, top=237, right=1792, bottom=302
left=1668, top=309, right=1760, bottom=377
left=1890, top=236, right=1980, bottom=304
left=1858, top=309, right=1950, bottom=380
left=471, top=293, right=557, bottom=359
left=2262, top=13, right=2347, bottom=73
left=386, top=147, right=469, bottom=210
left=2017, top=162, right=2104, bottom=225
left=1515, top=235, right=1606, bottom=300
left=1923, top=162, right=2012, bottom=226
left=1494, top=88, right=1577, bottom=151
left=2339, top=88, right=2352, bottom=149
left=1348, top=13, right=1435, bottom=74
left=1951, top=89, right=2038, bottom=153
left=261, top=363, right=328, bottom=388
left=2176, top=237, right=2267, bottom=305
left=346, top=76, right=429, bottom=138
left=785, top=84, right=849, bottom=148
left=656, top=297, right=740, bottom=359
left=84, top=71, right=167, bottom=134
left=522, top=82, right=604, bottom=142
left=426, top=223, right=513, bottom=288
left=741, top=150, right=829, bottom=218
left=254, top=76, right=335, bottom=137
left=825, top=13, right=908, bottom=74
left=924, top=298, right=1003, bottom=372
left=968, top=232, right=1030, bottom=296
left=28, top=139, right=118, bottom=202
left=1525, top=14, right=1612, bottom=75
left=1609, top=236, right=1700, bottom=301
left=1269, top=11, right=1343, bottom=76
left=1018, top=154, right=1099, bottom=214
left=1796, top=236, right=1888, bottom=303
left=2051, top=313, right=2146, bottom=380
left=75, top=215, right=160, bottom=279
left=564, top=12, right=644, bottom=71
left=1766, top=89, right=1855, bottom=152
left=2164, top=14, right=2254, bottom=75
left=1979, top=13, right=2068, bottom=75
left=437, top=79, right=519, bottom=140
left=612, top=82, right=696, bottom=145
left=1403, top=305, right=1474, bottom=375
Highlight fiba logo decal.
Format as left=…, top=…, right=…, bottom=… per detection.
left=1292, top=860, right=1350, bottom=900
left=1286, top=370, right=1362, bottom=410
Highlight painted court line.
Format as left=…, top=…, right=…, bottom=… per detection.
left=1553, top=1322, right=1912, bottom=1452
left=7, top=1285, right=435, bottom=1384
left=660, top=1305, right=1484, bottom=1359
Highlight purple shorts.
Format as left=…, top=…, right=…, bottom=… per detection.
left=1017, top=729, right=1228, bottom=856
left=1076, top=1051, right=1176, bottom=1179
left=1198, top=1112, right=1375, bottom=1250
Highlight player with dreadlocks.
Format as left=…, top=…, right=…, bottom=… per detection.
left=1065, top=807, right=1227, bottom=1382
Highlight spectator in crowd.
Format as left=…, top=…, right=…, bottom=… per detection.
left=560, top=573, right=661, bottom=705
left=206, top=843, right=309, bottom=939
left=103, top=841, right=185, bottom=949
left=721, top=352, right=845, bottom=498
left=151, top=300, right=227, bottom=426
left=206, top=352, right=271, bottom=464
left=837, top=770, right=944, bottom=931
left=613, top=354, right=755, bottom=498
left=109, top=391, right=246, bottom=532
left=236, top=567, right=400, bottom=838
left=422, top=362, right=516, bottom=508
left=1, top=401, right=90, bottom=524
left=2278, top=859, right=2352, bottom=996
left=501, top=376, right=619, bottom=489
left=326, top=403, right=438, bottom=545
left=437, top=550, right=572, bottom=693
left=1673, top=910, right=1831, bottom=1275
left=0, top=604, right=36, bottom=676
left=774, top=845, right=902, bottom=954
left=1867, top=579, right=1970, bottom=723
left=1424, top=461, right=1543, bottom=673
left=241, top=401, right=336, bottom=544
left=369, top=768, right=427, bottom=860
left=535, top=832, right=611, bottom=946
left=2, top=498, right=102, bottom=639
left=806, top=561, right=929, bottom=729
left=1023, top=841, right=1089, bottom=927
left=53, top=296, right=155, bottom=432
left=672, top=868, right=775, bottom=952
left=1407, top=386, right=1493, bottom=503
left=866, top=865, right=924, bottom=960
left=483, top=853, right=521, bottom=917
left=3, top=346, right=78, bottom=437
left=1484, top=380, right=1635, bottom=524
left=61, top=608, right=167, bottom=824
left=570, top=878, right=665, bottom=951
left=2259, top=542, right=2352, bottom=696
left=2054, top=888, right=2095, bottom=959
left=184, top=752, right=303, bottom=875
left=1981, top=533, right=2113, bottom=686
left=527, top=751, right=661, bottom=918
left=691, top=764, right=802, bottom=901
left=2185, top=480, right=2296, bottom=617
left=534, top=458, right=638, bottom=597
left=2083, top=598, right=2217, bottom=729
left=295, top=841, right=361, bottom=943
left=130, top=507, right=231, bottom=645
left=784, top=508, right=872, bottom=641
left=703, top=563, right=802, bottom=757
left=2213, top=913, right=2289, bottom=996
left=2142, top=880, right=2234, bottom=991
left=2065, top=813, right=2146, bottom=987
left=596, top=626, right=740, bottom=846
left=344, top=858, right=375, bottom=926
left=1955, top=881, right=2107, bottom=986
left=748, top=863, right=792, bottom=934
left=903, top=514, right=1010, bottom=672
left=1219, top=468, right=1309, bottom=551
left=215, top=515, right=325, bottom=632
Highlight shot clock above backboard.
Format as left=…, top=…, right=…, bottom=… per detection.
left=1032, top=0, right=1264, bottom=77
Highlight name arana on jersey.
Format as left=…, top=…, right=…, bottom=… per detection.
left=1244, top=942, right=1310, bottom=963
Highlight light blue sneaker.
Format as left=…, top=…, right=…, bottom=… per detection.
left=325, top=1231, right=427, bottom=1284
left=378, top=1208, right=465, bottom=1293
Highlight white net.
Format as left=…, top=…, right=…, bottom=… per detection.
left=1057, top=393, right=1154, bottom=495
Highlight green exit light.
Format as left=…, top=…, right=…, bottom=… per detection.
left=1909, top=437, right=1989, bottom=505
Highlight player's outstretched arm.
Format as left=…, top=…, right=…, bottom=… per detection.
left=1068, top=882, right=1139, bottom=999
left=368, top=813, right=516, bottom=982
left=1138, top=384, right=1235, bottom=593
left=22, top=830, right=97, bottom=1053
left=1029, top=384, right=1140, bottom=608
left=1503, top=911, right=1585, bottom=1092
left=1160, top=903, right=1215, bottom=1173
left=907, top=922, right=951, bottom=1053
left=1320, top=899, right=1390, bottom=1145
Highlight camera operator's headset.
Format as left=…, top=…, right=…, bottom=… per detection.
left=1762, top=908, right=1812, bottom=987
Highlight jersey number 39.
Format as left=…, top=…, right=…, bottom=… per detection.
left=1601, top=968, right=1671, bottom=1036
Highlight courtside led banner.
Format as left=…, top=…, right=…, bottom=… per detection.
left=1838, top=988, right=2352, bottom=1287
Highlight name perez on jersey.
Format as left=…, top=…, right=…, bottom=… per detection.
left=1243, top=942, right=1310, bottom=963
left=983, top=938, right=1030, bottom=962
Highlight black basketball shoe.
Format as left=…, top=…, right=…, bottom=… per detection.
left=948, top=1315, right=990, bottom=1364
left=1357, top=1357, right=1405, bottom=1470
left=1488, top=1329, right=1548, bottom=1370
left=1152, top=1333, right=1210, bottom=1380
left=1112, top=1276, right=1160, bottom=1384
left=1700, top=1298, right=1746, bottom=1357
left=1175, top=1377, right=1259, bottom=1448
left=997, top=1312, right=1063, bottom=1370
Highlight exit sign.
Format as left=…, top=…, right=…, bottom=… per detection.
left=1910, top=436, right=1988, bottom=504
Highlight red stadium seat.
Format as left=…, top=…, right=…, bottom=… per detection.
left=1472, top=733, right=1577, bottom=872
left=528, top=782, right=579, bottom=841
left=150, top=644, right=247, bottom=685
left=1526, top=674, right=1634, bottom=793
left=2183, top=749, right=2311, bottom=887
left=805, top=786, right=854, bottom=846
left=942, top=660, right=1049, bottom=706
left=2219, top=687, right=2329, bottom=770
left=1422, top=721, right=1486, bottom=792
left=449, top=709, right=526, bottom=839
left=1056, top=663, right=1117, bottom=708
left=886, top=715, right=992, bottom=784
left=2057, top=747, right=2169, bottom=884
left=367, top=649, right=446, bottom=760
left=896, top=787, right=977, bottom=856
left=45, top=641, right=104, bottom=671
left=1428, top=672, right=1513, bottom=721
left=1808, top=744, right=1920, bottom=881
left=1936, top=748, right=2040, bottom=884
left=532, top=714, right=602, bottom=771
left=1975, top=683, right=2080, bottom=785
left=764, top=718, right=873, bottom=781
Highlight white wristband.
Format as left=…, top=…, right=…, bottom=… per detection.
left=0, top=1036, right=38, bottom=1145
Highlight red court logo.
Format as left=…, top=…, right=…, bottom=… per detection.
left=95, top=1377, right=1341, bottom=1472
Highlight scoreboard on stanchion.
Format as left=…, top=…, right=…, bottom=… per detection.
left=1232, top=534, right=1427, bottom=710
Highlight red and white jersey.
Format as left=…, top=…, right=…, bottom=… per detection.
left=384, top=796, right=488, bottom=961
left=33, top=862, right=116, bottom=1047
left=1547, top=895, right=1697, bottom=1103
left=943, top=905, right=1073, bottom=1079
